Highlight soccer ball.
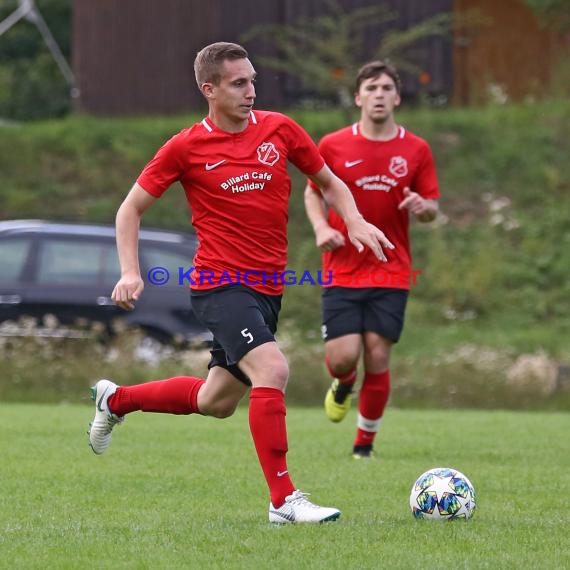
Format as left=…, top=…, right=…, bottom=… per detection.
left=409, top=467, right=476, bottom=520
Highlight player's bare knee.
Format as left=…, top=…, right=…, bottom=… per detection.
left=264, top=360, right=289, bottom=389
left=249, top=357, right=289, bottom=390
left=366, top=349, right=390, bottom=371
left=240, top=344, right=289, bottom=389
left=327, top=353, right=358, bottom=376
left=272, top=360, right=290, bottom=388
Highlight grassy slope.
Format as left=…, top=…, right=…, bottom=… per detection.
left=0, top=404, right=568, bottom=569
left=0, top=101, right=569, bottom=406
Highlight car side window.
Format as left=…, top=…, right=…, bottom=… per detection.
left=141, top=246, right=193, bottom=286
left=37, top=239, right=120, bottom=285
left=102, top=247, right=121, bottom=285
left=0, top=237, right=31, bottom=283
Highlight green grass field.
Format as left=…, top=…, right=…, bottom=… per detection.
left=0, top=404, right=568, bottom=569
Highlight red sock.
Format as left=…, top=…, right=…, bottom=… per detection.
left=108, top=376, right=205, bottom=416
left=249, top=387, right=295, bottom=507
left=354, top=370, right=390, bottom=447
left=325, top=356, right=357, bottom=387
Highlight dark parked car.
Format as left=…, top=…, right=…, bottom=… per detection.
left=0, top=219, right=212, bottom=346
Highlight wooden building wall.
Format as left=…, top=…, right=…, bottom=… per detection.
left=452, top=0, right=561, bottom=105
left=72, top=0, right=453, bottom=116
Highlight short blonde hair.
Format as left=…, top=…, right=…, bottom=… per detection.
left=194, top=42, right=249, bottom=88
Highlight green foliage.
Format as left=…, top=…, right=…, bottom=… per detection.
left=241, top=0, right=453, bottom=113
left=523, top=0, right=570, bottom=31
left=0, top=0, right=72, bottom=120
left=1, top=101, right=569, bottom=403
left=0, top=328, right=212, bottom=403
left=0, top=52, right=70, bottom=119
left=2, top=323, right=568, bottom=409
left=0, top=114, right=193, bottom=224
left=285, top=103, right=570, bottom=359
left=1, top=404, right=569, bottom=568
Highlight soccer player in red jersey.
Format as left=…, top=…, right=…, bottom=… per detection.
left=305, top=61, right=440, bottom=459
left=87, top=43, right=394, bottom=523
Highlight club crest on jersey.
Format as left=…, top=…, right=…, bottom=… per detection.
left=389, top=156, right=408, bottom=178
left=257, top=142, right=280, bottom=166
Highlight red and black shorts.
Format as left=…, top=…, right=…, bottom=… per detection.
left=321, top=286, right=408, bottom=343
left=190, top=285, right=282, bottom=385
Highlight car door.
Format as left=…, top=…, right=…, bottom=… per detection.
left=27, top=235, right=123, bottom=327
left=136, top=240, right=206, bottom=341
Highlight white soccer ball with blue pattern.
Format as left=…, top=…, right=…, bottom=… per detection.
left=409, top=467, right=476, bottom=520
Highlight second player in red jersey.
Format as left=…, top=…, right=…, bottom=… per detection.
left=310, top=123, right=439, bottom=289
left=305, top=60, right=440, bottom=459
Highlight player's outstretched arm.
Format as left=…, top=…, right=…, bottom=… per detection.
left=112, top=182, right=157, bottom=311
left=308, top=165, right=394, bottom=261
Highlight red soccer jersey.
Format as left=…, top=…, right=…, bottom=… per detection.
left=309, top=123, right=440, bottom=290
left=137, top=110, right=324, bottom=295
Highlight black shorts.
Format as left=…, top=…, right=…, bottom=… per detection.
left=190, top=285, right=282, bottom=386
left=321, top=286, right=408, bottom=343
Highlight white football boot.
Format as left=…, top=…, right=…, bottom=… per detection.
left=88, top=379, right=123, bottom=454
left=268, top=490, right=341, bottom=524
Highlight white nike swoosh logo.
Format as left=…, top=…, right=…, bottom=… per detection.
left=277, top=470, right=288, bottom=477
left=205, top=160, right=226, bottom=171
left=345, top=159, right=363, bottom=168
